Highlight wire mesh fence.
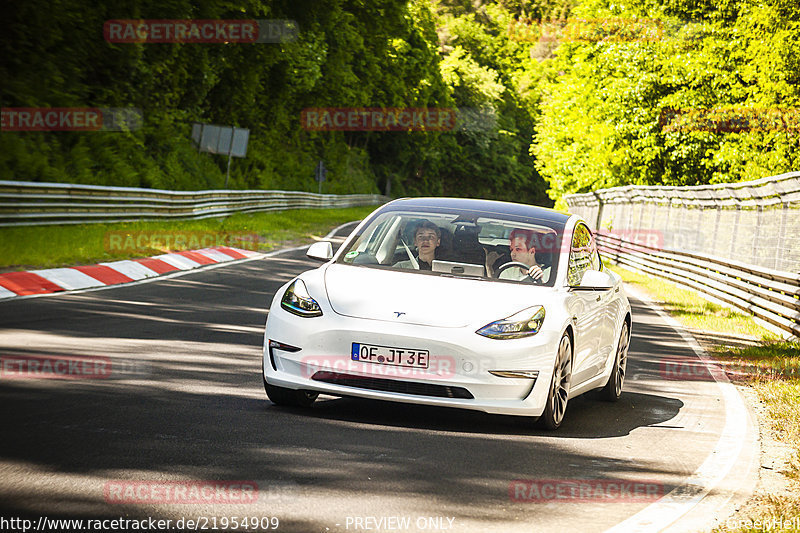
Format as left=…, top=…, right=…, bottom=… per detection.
left=565, top=172, right=800, bottom=273
left=565, top=172, right=800, bottom=337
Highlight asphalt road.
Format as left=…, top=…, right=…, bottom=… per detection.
left=0, top=232, right=757, bottom=533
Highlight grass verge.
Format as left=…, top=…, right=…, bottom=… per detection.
left=0, top=206, right=378, bottom=271
left=609, top=264, right=800, bottom=532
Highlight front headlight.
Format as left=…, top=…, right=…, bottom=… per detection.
left=280, top=279, right=323, bottom=317
left=476, top=306, right=545, bottom=339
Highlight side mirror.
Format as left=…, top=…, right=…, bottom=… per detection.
left=578, top=269, right=614, bottom=290
left=306, top=241, right=333, bottom=261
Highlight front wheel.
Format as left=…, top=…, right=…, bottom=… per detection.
left=538, top=333, right=572, bottom=430
left=263, top=376, right=318, bottom=408
left=601, top=322, right=629, bottom=402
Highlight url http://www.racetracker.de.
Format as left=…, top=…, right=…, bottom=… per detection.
left=0, top=515, right=281, bottom=532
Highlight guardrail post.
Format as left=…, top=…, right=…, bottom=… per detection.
left=592, top=191, right=604, bottom=229
left=626, top=191, right=635, bottom=231
left=752, top=205, right=762, bottom=267
left=775, top=202, right=788, bottom=271
left=711, top=205, right=722, bottom=258
left=637, top=198, right=646, bottom=234
left=729, top=205, right=741, bottom=259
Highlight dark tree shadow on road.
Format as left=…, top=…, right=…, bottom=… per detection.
left=0, top=249, right=722, bottom=533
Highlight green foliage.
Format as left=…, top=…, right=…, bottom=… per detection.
left=6, top=0, right=795, bottom=208
left=430, top=1, right=553, bottom=204
left=1, top=0, right=554, bottom=206
left=531, top=0, right=800, bottom=203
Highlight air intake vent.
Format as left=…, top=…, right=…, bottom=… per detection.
left=311, top=371, right=474, bottom=399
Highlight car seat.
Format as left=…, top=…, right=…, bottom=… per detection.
left=452, top=225, right=485, bottom=265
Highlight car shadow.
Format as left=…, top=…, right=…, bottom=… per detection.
left=260, top=389, right=683, bottom=439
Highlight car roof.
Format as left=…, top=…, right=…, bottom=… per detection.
left=383, top=197, right=573, bottom=226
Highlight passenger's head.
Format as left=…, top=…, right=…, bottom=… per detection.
left=414, top=220, right=441, bottom=257
left=509, top=228, right=537, bottom=266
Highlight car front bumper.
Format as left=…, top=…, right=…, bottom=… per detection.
left=263, top=304, right=563, bottom=417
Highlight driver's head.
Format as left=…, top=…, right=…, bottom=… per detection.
left=509, top=229, right=537, bottom=266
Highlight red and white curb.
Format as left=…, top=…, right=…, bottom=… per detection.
left=0, top=220, right=360, bottom=302
left=0, top=247, right=261, bottom=300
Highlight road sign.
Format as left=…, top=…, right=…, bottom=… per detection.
left=192, top=123, right=250, bottom=187
left=194, top=123, right=249, bottom=157
left=315, top=160, right=327, bottom=193
left=315, top=160, right=327, bottom=183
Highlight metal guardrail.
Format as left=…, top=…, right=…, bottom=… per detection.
left=0, top=181, right=389, bottom=227
left=565, top=172, right=800, bottom=272
left=565, top=172, right=800, bottom=337
left=598, top=233, right=800, bottom=338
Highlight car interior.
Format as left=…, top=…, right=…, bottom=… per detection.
left=339, top=211, right=557, bottom=285
left=386, top=217, right=553, bottom=280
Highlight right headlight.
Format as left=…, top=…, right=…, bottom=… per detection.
left=280, top=279, right=323, bottom=318
left=476, top=306, right=545, bottom=339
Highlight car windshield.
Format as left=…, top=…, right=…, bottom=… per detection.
left=336, top=205, right=564, bottom=286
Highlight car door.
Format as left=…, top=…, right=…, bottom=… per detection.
left=593, top=240, right=619, bottom=365
left=566, top=223, right=608, bottom=386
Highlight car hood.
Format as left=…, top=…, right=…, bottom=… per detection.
left=322, top=264, right=546, bottom=328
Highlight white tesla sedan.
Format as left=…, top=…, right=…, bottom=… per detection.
left=262, top=198, right=631, bottom=429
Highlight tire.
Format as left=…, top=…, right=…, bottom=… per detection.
left=263, top=376, right=318, bottom=408
left=601, top=322, right=629, bottom=402
left=538, top=333, right=572, bottom=430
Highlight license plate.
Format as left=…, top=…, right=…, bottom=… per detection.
left=351, top=343, right=429, bottom=369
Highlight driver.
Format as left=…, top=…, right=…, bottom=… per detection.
left=498, top=228, right=550, bottom=282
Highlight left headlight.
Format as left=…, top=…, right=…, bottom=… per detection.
left=476, top=306, right=545, bottom=339
left=280, top=279, right=323, bottom=317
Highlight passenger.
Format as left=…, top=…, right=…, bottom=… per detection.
left=498, top=228, right=550, bottom=282
left=393, top=220, right=441, bottom=271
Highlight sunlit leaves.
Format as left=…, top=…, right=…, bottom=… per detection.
left=531, top=0, right=800, bottom=203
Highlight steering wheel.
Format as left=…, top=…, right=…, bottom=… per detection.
left=496, top=261, right=543, bottom=283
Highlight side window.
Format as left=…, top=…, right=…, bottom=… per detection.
left=567, top=224, right=600, bottom=286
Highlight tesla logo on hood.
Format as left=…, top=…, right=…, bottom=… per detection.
left=393, top=312, right=406, bottom=318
